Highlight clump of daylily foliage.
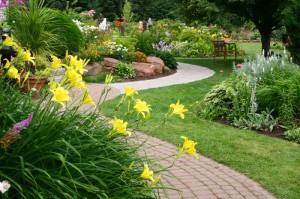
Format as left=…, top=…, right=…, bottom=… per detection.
left=0, top=40, right=198, bottom=198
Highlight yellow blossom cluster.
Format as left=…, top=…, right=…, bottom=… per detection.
left=48, top=53, right=96, bottom=108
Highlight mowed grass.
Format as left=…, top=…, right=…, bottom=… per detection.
left=100, top=58, right=300, bottom=199
left=237, top=41, right=286, bottom=59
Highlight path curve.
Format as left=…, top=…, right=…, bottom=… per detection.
left=78, top=62, right=275, bottom=198
left=110, top=62, right=215, bottom=93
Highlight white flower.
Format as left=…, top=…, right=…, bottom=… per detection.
left=0, top=180, right=11, bottom=194
left=31, top=88, right=37, bottom=92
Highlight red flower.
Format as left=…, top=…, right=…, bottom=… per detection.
left=236, top=63, right=243, bottom=69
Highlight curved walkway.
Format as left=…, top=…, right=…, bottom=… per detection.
left=78, top=63, right=275, bottom=198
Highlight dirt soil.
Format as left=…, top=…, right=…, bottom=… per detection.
left=215, top=118, right=286, bottom=140
left=117, top=69, right=177, bottom=83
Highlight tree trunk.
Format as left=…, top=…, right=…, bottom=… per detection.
left=259, top=31, right=271, bottom=57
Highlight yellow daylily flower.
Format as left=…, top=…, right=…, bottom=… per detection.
left=22, top=50, right=35, bottom=65
left=6, top=66, right=20, bottom=81
left=64, top=50, right=69, bottom=63
left=124, top=86, right=138, bottom=98
left=83, top=92, right=96, bottom=106
left=180, top=136, right=198, bottom=160
left=149, top=174, right=161, bottom=188
left=69, top=55, right=88, bottom=74
left=134, top=99, right=151, bottom=118
left=105, top=74, right=113, bottom=85
left=109, top=116, right=131, bottom=136
left=169, top=100, right=188, bottom=119
left=48, top=81, right=58, bottom=90
left=2, top=35, right=14, bottom=46
left=51, top=55, right=67, bottom=68
left=66, top=68, right=85, bottom=89
left=3, top=59, right=10, bottom=69
left=50, top=85, right=72, bottom=107
left=140, top=163, right=154, bottom=181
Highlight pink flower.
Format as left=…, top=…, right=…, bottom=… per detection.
left=236, top=63, right=243, bottom=69
left=219, top=70, right=224, bottom=73
left=88, top=9, right=95, bottom=16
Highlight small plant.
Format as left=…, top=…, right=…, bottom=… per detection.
left=114, top=62, right=136, bottom=79
left=125, top=51, right=147, bottom=63
left=232, top=109, right=278, bottom=132
left=284, top=128, right=300, bottom=143
left=152, top=41, right=178, bottom=69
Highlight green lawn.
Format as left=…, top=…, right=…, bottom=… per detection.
left=237, top=41, right=285, bottom=59
left=100, top=58, right=300, bottom=199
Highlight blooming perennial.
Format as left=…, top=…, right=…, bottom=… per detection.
left=178, top=136, right=198, bottom=160
left=140, top=163, right=154, bottom=181
left=83, top=91, right=95, bottom=106
left=124, top=86, right=138, bottom=98
left=51, top=55, right=67, bottom=69
left=2, top=34, right=15, bottom=46
left=169, top=100, right=188, bottom=119
left=50, top=84, right=72, bottom=107
left=134, top=99, right=151, bottom=118
left=109, top=116, right=132, bottom=136
left=0, top=180, right=11, bottom=194
left=0, top=112, right=33, bottom=150
left=140, top=163, right=161, bottom=187
left=7, top=66, right=20, bottom=81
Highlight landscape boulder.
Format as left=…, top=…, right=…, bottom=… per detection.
left=83, top=62, right=103, bottom=76
left=103, top=57, right=119, bottom=72
left=132, top=62, right=155, bottom=77
left=147, top=56, right=164, bottom=74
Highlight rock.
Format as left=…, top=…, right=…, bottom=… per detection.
left=103, top=57, right=119, bottom=67
left=132, top=62, right=155, bottom=77
left=147, top=56, right=164, bottom=74
left=164, top=66, right=171, bottom=72
left=83, top=62, right=103, bottom=76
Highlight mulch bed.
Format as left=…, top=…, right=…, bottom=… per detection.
left=116, top=69, right=177, bottom=83
left=215, top=118, right=286, bottom=140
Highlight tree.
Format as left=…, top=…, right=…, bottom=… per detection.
left=122, top=0, right=134, bottom=22
left=176, top=0, right=290, bottom=56
left=129, top=0, right=177, bottom=21
left=284, top=0, right=300, bottom=64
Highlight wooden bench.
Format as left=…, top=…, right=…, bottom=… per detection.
left=213, top=40, right=237, bottom=62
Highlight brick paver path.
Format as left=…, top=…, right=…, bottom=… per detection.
left=133, top=133, right=276, bottom=199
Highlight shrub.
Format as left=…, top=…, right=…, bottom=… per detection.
left=78, top=41, right=104, bottom=63
left=47, top=10, right=83, bottom=56
left=154, top=51, right=178, bottom=69
left=102, top=41, right=128, bottom=61
left=125, top=51, right=147, bottom=63
left=284, top=128, right=300, bottom=144
left=7, top=0, right=82, bottom=57
left=114, top=62, right=137, bottom=79
left=152, top=41, right=178, bottom=69
left=134, top=31, right=156, bottom=55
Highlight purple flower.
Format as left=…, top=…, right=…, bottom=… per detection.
left=0, top=112, right=33, bottom=150
left=13, top=112, right=33, bottom=132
